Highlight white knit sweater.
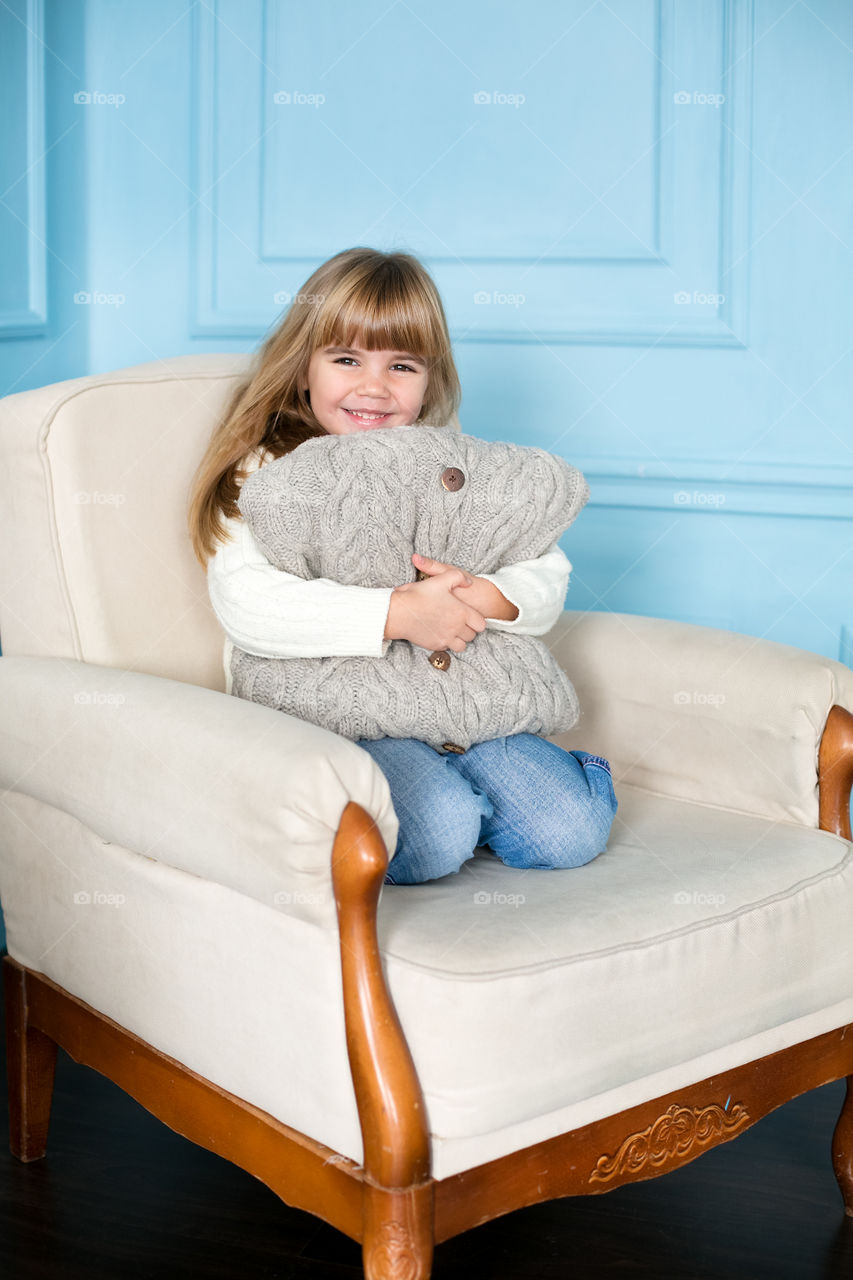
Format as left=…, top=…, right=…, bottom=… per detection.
left=207, top=448, right=573, bottom=696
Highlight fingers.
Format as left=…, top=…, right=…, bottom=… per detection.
left=455, top=621, right=485, bottom=648
left=412, top=553, right=473, bottom=587
left=412, top=552, right=443, bottom=572
left=447, top=619, right=487, bottom=652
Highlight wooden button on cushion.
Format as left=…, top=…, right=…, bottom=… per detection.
left=428, top=650, right=451, bottom=671
left=441, top=742, right=466, bottom=754
left=440, top=466, right=465, bottom=492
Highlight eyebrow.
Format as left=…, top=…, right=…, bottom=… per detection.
left=324, top=345, right=426, bottom=366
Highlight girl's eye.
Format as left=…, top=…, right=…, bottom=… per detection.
left=333, top=357, right=418, bottom=373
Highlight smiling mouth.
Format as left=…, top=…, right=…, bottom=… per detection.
left=343, top=408, right=392, bottom=425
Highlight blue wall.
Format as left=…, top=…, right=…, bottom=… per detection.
left=2, top=0, right=850, bottom=657
left=1, top=0, right=852, bottom=945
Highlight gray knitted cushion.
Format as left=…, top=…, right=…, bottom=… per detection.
left=230, top=425, right=589, bottom=751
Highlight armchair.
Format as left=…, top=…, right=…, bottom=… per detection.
left=1, top=354, right=852, bottom=1280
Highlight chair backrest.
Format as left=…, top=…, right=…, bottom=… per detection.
left=2, top=355, right=850, bottom=828
left=0, top=355, right=461, bottom=691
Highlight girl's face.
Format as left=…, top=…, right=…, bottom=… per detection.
left=304, top=343, right=429, bottom=435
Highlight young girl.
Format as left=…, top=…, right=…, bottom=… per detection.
left=189, top=247, right=617, bottom=886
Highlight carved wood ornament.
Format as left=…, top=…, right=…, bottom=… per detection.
left=590, top=1100, right=750, bottom=1184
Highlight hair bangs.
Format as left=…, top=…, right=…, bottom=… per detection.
left=313, top=272, right=446, bottom=362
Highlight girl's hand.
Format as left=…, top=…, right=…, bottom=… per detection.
left=411, top=553, right=519, bottom=623
left=385, top=557, right=487, bottom=652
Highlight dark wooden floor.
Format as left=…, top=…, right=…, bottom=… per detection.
left=2, top=969, right=852, bottom=1278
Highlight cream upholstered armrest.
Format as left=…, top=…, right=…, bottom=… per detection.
left=0, top=656, right=398, bottom=929
left=545, top=610, right=853, bottom=828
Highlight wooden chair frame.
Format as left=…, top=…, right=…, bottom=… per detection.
left=5, top=704, right=853, bottom=1279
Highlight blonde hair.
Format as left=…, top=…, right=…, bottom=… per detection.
left=187, top=247, right=461, bottom=568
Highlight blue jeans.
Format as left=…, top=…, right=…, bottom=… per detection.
left=354, top=733, right=618, bottom=886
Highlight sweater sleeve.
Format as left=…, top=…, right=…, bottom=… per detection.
left=479, top=544, right=572, bottom=636
left=209, top=512, right=572, bottom=664
left=208, top=515, right=395, bottom=659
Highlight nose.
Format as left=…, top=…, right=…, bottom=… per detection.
left=356, top=363, right=391, bottom=401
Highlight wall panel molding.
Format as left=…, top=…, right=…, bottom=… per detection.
left=190, top=0, right=753, bottom=347
left=575, top=454, right=853, bottom=518
left=0, top=0, right=47, bottom=338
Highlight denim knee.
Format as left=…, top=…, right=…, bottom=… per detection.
left=387, top=788, right=483, bottom=885
left=560, top=794, right=616, bottom=867
left=504, top=777, right=617, bottom=870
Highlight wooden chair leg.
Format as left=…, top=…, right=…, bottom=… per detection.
left=3, top=957, right=58, bottom=1162
left=362, top=1183, right=434, bottom=1280
left=832, top=1075, right=853, bottom=1216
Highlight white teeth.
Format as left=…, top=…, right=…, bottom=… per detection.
left=347, top=409, right=387, bottom=420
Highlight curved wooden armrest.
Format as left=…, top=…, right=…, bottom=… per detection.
left=818, top=704, right=853, bottom=839
left=331, top=801, right=430, bottom=1190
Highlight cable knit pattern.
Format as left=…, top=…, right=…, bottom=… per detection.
left=230, top=425, right=589, bottom=750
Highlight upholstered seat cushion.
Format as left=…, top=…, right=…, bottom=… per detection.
left=380, top=780, right=853, bottom=1168
left=3, top=778, right=850, bottom=1181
